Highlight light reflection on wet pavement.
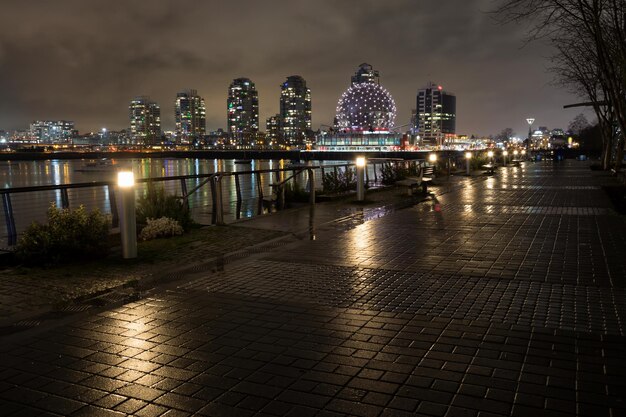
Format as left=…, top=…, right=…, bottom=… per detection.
left=0, top=160, right=625, bottom=416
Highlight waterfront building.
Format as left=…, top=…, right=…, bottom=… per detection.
left=316, top=63, right=400, bottom=151
left=129, top=97, right=161, bottom=145
left=129, top=96, right=161, bottom=145
left=175, top=89, right=206, bottom=144
left=29, top=120, right=75, bottom=144
left=416, top=82, right=456, bottom=147
left=266, top=114, right=281, bottom=147
left=280, top=75, right=312, bottom=147
left=227, top=78, right=259, bottom=147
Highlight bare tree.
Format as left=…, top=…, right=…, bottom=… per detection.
left=495, top=0, right=626, bottom=170
left=494, top=127, right=515, bottom=142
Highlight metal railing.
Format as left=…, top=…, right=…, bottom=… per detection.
left=0, top=159, right=425, bottom=247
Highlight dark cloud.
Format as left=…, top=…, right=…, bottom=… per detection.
left=0, top=0, right=591, bottom=136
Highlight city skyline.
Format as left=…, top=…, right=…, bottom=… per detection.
left=0, top=0, right=593, bottom=137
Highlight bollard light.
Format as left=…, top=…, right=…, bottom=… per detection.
left=487, top=151, right=494, bottom=158
left=429, top=153, right=437, bottom=163
left=514, top=150, right=519, bottom=156
left=521, top=149, right=526, bottom=155
left=503, top=150, right=508, bottom=156
left=465, top=152, right=472, bottom=176
left=118, top=171, right=135, bottom=188
left=355, top=157, right=366, bottom=201
left=118, top=171, right=137, bottom=259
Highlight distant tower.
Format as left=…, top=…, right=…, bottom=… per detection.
left=227, top=78, right=259, bottom=146
left=266, top=114, right=282, bottom=146
left=416, top=82, right=456, bottom=147
left=129, top=97, right=161, bottom=145
left=351, top=63, right=380, bottom=85
left=280, top=75, right=312, bottom=147
left=175, top=90, right=206, bottom=144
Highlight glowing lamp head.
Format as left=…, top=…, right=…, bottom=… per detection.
left=513, top=150, right=519, bottom=155
left=521, top=150, right=526, bottom=155
left=356, top=157, right=366, bottom=168
left=465, top=152, right=472, bottom=159
left=487, top=151, right=494, bottom=158
left=503, top=150, right=508, bottom=156
left=118, top=171, right=135, bottom=188
left=429, top=153, right=437, bottom=163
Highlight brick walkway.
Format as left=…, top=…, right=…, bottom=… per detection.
left=1, top=160, right=625, bottom=416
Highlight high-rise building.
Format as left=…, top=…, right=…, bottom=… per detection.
left=129, top=97, right=161, bottom=145
left=351, top=63, right=380, bottom=85
left=266, top=114, right=281, bottom=146
left=280, top=75, right=312, bottom=147
left=416, top=82, right=456, bottom=147
left=227, top=78, right=259, bottom=146
left=175, top=89, right=206, bottom=144
left=29, top=120, right=75, bottom=143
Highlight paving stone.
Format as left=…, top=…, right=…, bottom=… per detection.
left=0, top=161, right=624, bottom=417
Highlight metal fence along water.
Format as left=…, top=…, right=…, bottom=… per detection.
left=0, top=159, right=425, bottom=248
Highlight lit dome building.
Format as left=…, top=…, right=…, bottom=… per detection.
left=335, top=83, right=397, bottom=132
left=316, top=63, right=402, bottom=151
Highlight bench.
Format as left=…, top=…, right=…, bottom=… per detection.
left=396, top=166, right=435, bottom=195
left=481, top=164, right=496, bottom=175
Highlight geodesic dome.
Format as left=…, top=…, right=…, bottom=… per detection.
left=335, top=82, right=397, bottom=131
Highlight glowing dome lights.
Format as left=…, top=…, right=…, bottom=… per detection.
left=335, top=82, right=397, bottom=132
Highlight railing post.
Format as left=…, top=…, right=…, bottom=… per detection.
left=61, top=188, right=70, bottom=209
left=180, top=178, right=189, bottom=209
left=214, top=176, right=224, bottom=225
left=108, top=184, right=119, bottom=228
left=373, top=162, right=378, bottom=184
left=2, top=193, right=17, bottom=246
left=307, top=168, right=316, bottom=205
left=256, top=172, right=263, bottom=215
left=234, top=174, right=242, bottom=220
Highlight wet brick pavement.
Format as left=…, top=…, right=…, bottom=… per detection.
left=0, top=160, right=625, bottom=416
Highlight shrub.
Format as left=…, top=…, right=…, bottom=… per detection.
left=322, top=167, right=357, bottom=193
left=379, top=162, right=421, bottom=185
left=137, top=183, right=193, bottom=230
left=139, top=217, right=184, bottom=241
left=15, top=204, right=110, bottom=265
left=283, top=181, right=310, bottom=204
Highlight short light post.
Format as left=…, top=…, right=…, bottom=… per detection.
left=521, top=149, right=527, bottom=160
left=465, top=152, right=472, bottom=176
left=356, top=157, right=366, bottom=202
left=118, top=171, right=137, bottom=259
left=429, top=153, right=438, bottom=176
left=487, top=150, right=494, bottom=164
left=503, top=150, right=508, bottom=166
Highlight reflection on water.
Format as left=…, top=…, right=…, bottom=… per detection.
left=0, top=158, right=382, bottom=243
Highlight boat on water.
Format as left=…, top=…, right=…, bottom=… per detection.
left=75, top=159, right=118, bottom=172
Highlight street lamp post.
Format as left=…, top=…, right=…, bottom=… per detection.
left=526, top=118, right=535, bottom=157
left=503, top=150, right=508, bottom=166
left=465, top=152, right=472, bottom=176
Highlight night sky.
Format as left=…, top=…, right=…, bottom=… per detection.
left=0, top=0, right=592, bottom=137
